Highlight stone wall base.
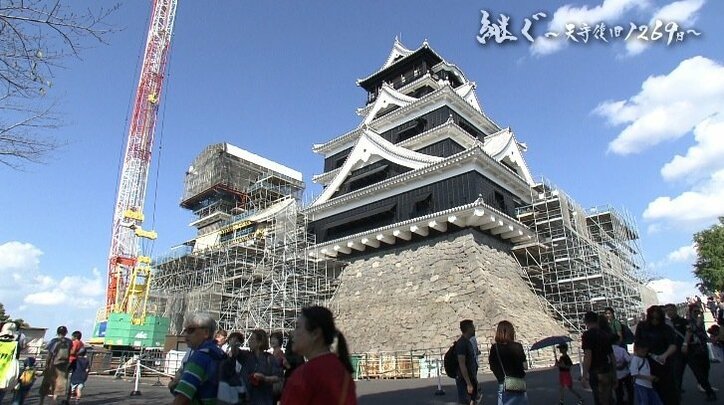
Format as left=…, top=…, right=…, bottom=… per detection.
left=329, top=229, right=567, bottom=352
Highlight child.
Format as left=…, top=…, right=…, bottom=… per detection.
left=70, top=348, right=90, bottom=402
left=629, top=341, right=662, bottom=405
left=555, top=343, right=583, bottom=405
left=613, top=344, right=634, bottom=405
left=11, top=357, right=37, bottom=405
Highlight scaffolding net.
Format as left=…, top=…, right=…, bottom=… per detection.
left=150, top=143, right=335, bottom=339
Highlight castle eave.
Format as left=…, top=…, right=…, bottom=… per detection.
left=310, top=201, right=535, bottom=259
left=312, top=120, right=476, bottom=186
left=306, top=146, right=532, bottom=216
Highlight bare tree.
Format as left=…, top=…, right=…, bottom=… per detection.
left=0, top=0, right=119, bottom=169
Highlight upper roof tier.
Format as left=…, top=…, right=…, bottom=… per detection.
left=181, top=143, right=303, bottom=209
left=357, top=39, right=445, bottom=93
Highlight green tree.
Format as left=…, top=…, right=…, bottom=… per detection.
left=694, top=217, right=724, bottom=292
left=0, top=302, right=9, bottom=323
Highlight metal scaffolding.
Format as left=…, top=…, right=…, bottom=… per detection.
left=513, top=180, right=645, bottom=332
left=149, top=143, right=335, bottom=338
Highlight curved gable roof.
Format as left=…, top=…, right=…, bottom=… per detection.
left=483, top=129, right=534, bottom=185
left=311, top=128, right=443, bottom=206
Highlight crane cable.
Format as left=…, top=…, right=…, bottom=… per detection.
left=145, top=33, right=177, bottom=259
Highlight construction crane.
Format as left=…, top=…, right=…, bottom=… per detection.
left=94, top=0, right=178, bottom=348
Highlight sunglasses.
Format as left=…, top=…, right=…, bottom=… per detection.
left=183, top=326, right=208, bottom=334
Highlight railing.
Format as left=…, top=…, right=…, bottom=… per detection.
left=76, top=338, right=585, bottom=384
left=350, top=339, right=583, bottom=380
left=153, top=244, right=194, bottom=266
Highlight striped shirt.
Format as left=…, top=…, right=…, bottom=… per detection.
left=174, top=340, right=226, bottom=404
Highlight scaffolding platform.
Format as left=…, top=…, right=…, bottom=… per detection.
left=150, top=143, right=337, bottom=340
left=514, top=180, right=647, bottom=332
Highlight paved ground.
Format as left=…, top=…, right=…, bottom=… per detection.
left=9, top=361, right=722, bottom=404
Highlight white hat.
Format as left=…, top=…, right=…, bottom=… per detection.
left=0, top=322, right=17, bottom=338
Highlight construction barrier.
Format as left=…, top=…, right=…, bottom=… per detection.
left=349, top=339, right=583, bottom=380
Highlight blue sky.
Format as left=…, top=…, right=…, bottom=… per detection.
left=0, top=0, right=722, bottom=337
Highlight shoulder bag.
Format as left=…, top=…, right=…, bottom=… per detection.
left=495, top=344, right=526, bottom=392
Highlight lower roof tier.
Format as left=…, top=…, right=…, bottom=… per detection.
left=308, top=170, right=534, bottom=258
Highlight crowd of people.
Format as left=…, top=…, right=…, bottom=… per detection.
left=0, top=322, right=89, bottom=405
left=449, top=301, right=723, bottom=405
left=170, top=305, right=357, bottom=405
left=4, top=296, right=724, bottom=405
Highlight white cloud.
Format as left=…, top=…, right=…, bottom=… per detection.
left=643, top=169, right=724, bottom=224
left=625, top=0, right=706, bottom=56
left=24, top=267, right=104, bottom=307
left=24, top=291, right=65, bottom=306
left=660, top=117, right=724, bottom=182
left=0, top=241, right=104, bottom=337
left=646, top=243, right=696, bottom=270
left=531, top=0, right=649, bottom=56
left=647, top=278, right=700, bottom=304
left=666, top=244, right=697, bottom=263
left=595, top=56, right=724, bottom=228
left=596, top=56, right=724, bottom=155
left=0, top=241, right=42, bottom=272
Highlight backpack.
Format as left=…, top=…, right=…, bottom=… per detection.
left=51, top=338, right=71, bottom=365
left=18, top=366, right=35, bottom=387
left=622, top=324, right=634, bottom=345
left=443, top=341, right=458, bottom=378
left=217, top=357, right=244, bottom=405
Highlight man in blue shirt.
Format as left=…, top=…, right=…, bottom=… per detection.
left=173, top=313, right=226, bottom=405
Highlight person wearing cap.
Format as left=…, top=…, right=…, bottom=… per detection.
left=0, top=322, right=21, bottom=403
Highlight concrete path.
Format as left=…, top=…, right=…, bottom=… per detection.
left=10, top=360, right=722, bottom=404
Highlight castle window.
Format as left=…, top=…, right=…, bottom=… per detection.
left=412, top=193, right=433, bottom=217
left=494, top=191, right=506, bottom=212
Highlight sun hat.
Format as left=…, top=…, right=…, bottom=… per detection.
left=0, top=322, right=17, bottom=338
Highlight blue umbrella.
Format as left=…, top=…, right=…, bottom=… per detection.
left=530, top=335, right=573, bottom=351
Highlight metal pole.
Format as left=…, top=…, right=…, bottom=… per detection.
left=434, top=347, right=445, bottom=396
left=130, top=356, right=142, bottom=396
left=153, top=359, right=164, bottom=386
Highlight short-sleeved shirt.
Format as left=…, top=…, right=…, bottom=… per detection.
left=174, top=340, right=226, bottom=404
left=612, top=345, right=631, bottom=379
left=558, top=354, right=573, bottom=372
left=668, top=316, right=688, bottom=348
left=629, top=355, right=652, bottom=388
left=488, top=342, right=526, bottom=383
left=241, top=351, right=282, bottom=404
left=454, top=336, right=477, bottom=378
left=582, top=328, right=613, bottom=373
left=689, top=320, right=710, bottom=349
left=634, top=322, right=675, bottom=356
left=281, top=352, right=357, bottom=405
left=69, top=340, right=84, bottom=364
left=610, top=319, right=623, bottom=342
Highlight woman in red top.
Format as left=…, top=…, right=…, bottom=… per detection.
left=280, top=306, right=357, bottom=405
